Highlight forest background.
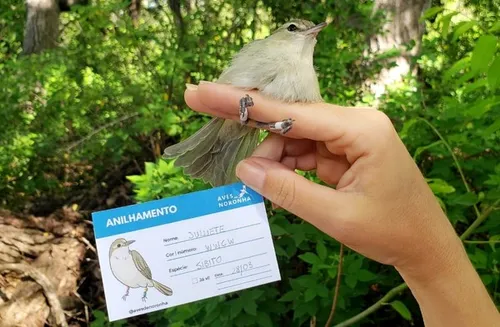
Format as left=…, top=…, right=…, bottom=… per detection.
left=0, top=0, right=499, bottom=326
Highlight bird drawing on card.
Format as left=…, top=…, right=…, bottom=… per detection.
left=109, top=238, right=173, bottom=302
left=163, top=19, right=327, bottom=186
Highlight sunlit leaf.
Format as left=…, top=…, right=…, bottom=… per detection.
left=471, top=35, right=497, bottom=74
left=452, top=21, right=477, bottom=41
left=390, top=301, right=412, bottom=321
left=420, top=6, right=444, bottom=21
left=487, top=56, right=500, bottom=89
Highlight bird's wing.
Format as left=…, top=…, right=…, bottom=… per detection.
left=216, top=39, right=277, bottom=90
left=130, top=250, right=152, bottom=280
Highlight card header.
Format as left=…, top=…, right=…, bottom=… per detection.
left=92, top=182, right=263, bottom=238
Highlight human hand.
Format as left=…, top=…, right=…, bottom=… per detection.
left=183, top=82, right=464, bottom=281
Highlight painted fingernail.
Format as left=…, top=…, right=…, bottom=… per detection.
left=236, top=159, right=265, bottom=192
left=185, top=83, right=198, bottom=91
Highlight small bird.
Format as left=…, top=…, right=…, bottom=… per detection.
left=109, top=238, right=173, bottom=302
left=163, top=19, right=327, bottom=187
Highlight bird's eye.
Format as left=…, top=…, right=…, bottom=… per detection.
left=287, top=24, right=298, bottom=32
left=117, top=244, right=121, bottom=248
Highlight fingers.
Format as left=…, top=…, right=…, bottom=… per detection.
left=235, top=157, right=355, bottom=239
left=184, top=82, right=352, bottom=142
left=185, top=82, right=396, bottom=164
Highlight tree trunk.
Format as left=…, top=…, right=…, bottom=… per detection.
left=129, top=0, right=142, bottom=27
left=23, top=0, right=60, bottom=55
left=0, top=207, right=89, bottom=327
left=368, top=0, right=431, bottom=98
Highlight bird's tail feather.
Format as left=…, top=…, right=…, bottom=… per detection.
left=163, top=118, right=260, bottom=186
left=152, top=280, right=173, bottom=296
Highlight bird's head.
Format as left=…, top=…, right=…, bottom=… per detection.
left=109, top=238, right=135, bottom=256
left=268, top=19, right=328, bottom=55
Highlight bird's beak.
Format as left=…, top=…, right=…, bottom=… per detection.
left=303, top=22, right=328, bottom=37
left=125, top=240, right=135, bottom=246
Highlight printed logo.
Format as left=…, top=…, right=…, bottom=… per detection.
left=217, top=184, right=253, bottom=208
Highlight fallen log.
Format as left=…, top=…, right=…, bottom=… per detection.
left=0, top=207, right=89, bottom=327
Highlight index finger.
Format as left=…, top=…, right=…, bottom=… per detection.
left=184, top=82, right=355, bottom=141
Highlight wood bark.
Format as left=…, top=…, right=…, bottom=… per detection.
left=128, top=0, right=142, bottom=27
left=0, top=207, right=89, bottom=327
left=368, top=0, right=431, bottom=97
left=23, top=0, right=60, bottom=55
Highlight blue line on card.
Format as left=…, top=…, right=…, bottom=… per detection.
left=91, top=182, right=263, bottom=239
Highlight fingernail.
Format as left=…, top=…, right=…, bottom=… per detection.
left=236, top=160, right=265, bottom=192
left=199, top=80, right=214, bottom=85
left=185, top=83, right=198, bottom=91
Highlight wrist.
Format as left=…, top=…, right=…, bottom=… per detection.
left=396, top=238, right=500, bottom=327
left=395, top=232, right=468, bottom=288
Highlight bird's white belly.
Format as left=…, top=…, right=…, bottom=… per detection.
left=110, top=255, right=152, bottom=288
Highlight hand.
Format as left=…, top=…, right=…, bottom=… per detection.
left=184, top=82, right=461, bottom=278
left=184, top=82, right=500, bottom=327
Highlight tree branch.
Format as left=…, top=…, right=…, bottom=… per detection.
left=325, top=243, right=345, bottom=327
left=0, top=263, right=68, bottom=327
left=417, top=117, right=481, bottom=218
left=61, top=112, right=139, bottom=152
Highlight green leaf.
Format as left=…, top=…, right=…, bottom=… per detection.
left=487, top=56, right=500, bottom=89
left=278, top=290, right=299, bottom=302
left=443, top=57, right=470, bottom=82
left=304, top=288, right=316, bottom=302
left=299, top=252, right=321, bottom=265
left=462, top=78, right=488, bottom=94
left=420, top=6, right=443, bottom=21
left=347, top=258, right=363, bottom=274
left=250, top=289, right=265, bottom=300
left=465, top=97, right=500, bottom=118
left=450, top=192, right=479, bottom=206
left=390, top=300, right=412, bottom=321
left=471, top=35, right=497, bottom=74
left=230, top=300, right=244, bottom=319
left=399, top=118, right=418, bottom=139
left=270, top=224, right=287, bottom=236
left=243, top=301, right=257, bottom=316
left=256, top=312, right=273, bottom=327
left=345, top=273, right=358, bottom=289
left=427, top=178, right=456, bottom=195
left=316, top=284, right=329, bottom=298
left=452, top=21, right=476, bottom=41
left=440, top=12, right=458, bottom=37
left=316, top=241, right=327, bottom=261
left=489, top=235, right=500, bottom=252
left=357, top=269, right=378, bottom=282
left=413, top=140, right=443, bottom=160
left=489, top=21, right=500, bottom=32
left=295, top=274, right=318, bottom=288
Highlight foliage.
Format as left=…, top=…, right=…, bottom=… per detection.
left=0, top=0, right=499, bottom=326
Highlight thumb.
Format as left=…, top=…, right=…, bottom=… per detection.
left=236, top=157, right=356, bottom=238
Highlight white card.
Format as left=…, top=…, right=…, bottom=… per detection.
left=91, top=182, right=281, bottom=321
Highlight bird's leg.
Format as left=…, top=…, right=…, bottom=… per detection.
left=239, top=94, right=253, bottom=125
left=238, top=95, right=294, bottom=135
left=142, top=286, right=148, bottom=302
left=122, top=286, right=130, bottom=301
left=256, top=119, right=294, bottom=135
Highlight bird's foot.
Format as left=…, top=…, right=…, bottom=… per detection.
left=256, top=118, right=294, bottom=135
left=239, top=94, right=253, bottom=125
left=238, top=94, right=294, bottom=134
left=122, top=287, right=130, bottom=301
